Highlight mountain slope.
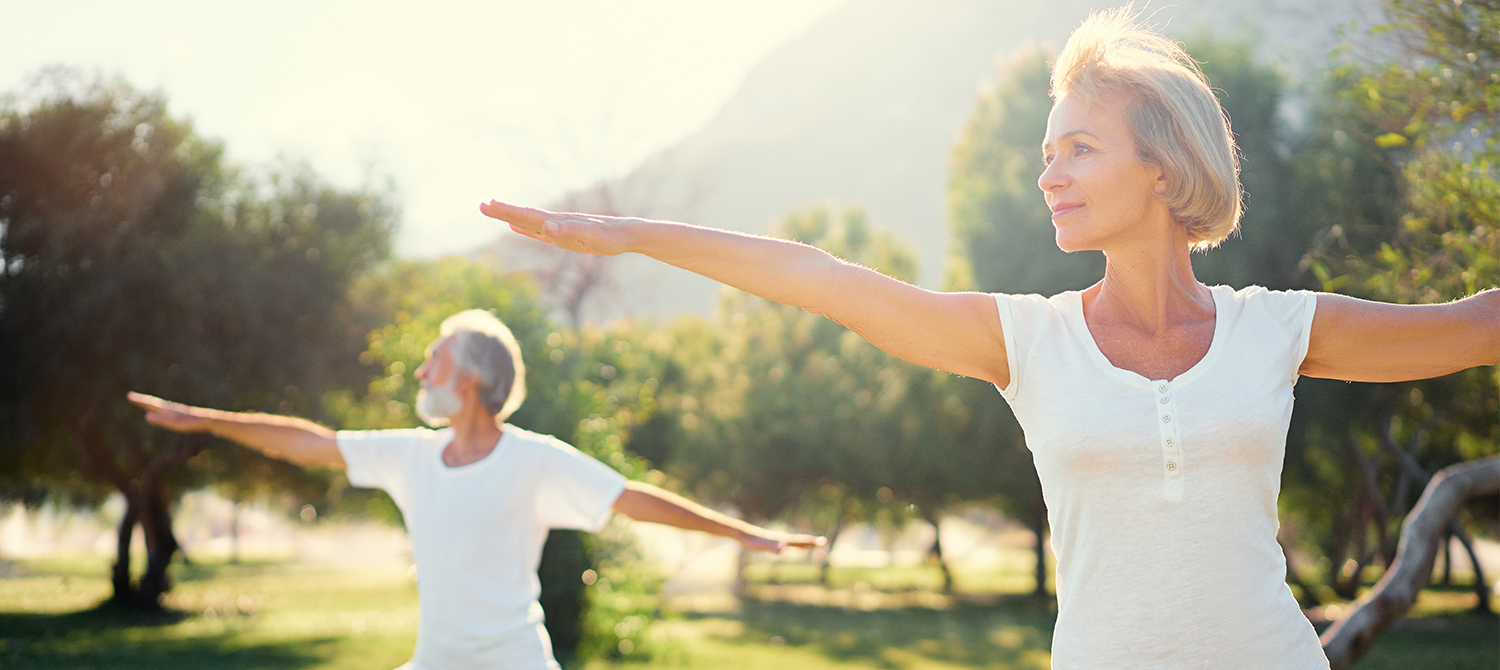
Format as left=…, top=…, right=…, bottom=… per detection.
left=490, top=0, right=1372, bottom=321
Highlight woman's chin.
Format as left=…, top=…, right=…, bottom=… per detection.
left=1052, top=234, right=1092, bottom=254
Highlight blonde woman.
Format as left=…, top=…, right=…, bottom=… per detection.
left=479, top=8, right=1498, bottom=669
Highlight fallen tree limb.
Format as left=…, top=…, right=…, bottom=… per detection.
left=1320, top=455, right=1500, bottom=670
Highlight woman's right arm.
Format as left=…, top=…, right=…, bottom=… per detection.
left=480, top=202, right=1010, bottom=387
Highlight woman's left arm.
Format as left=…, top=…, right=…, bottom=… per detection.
left=1301, top=289, right=1500, bottom=382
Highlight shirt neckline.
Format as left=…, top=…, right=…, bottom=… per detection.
left=434, top=427, right=510, bottom=476
left=1067, top=285, right=1227, bottom=388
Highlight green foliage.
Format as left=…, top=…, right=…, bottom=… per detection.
left=1281, top=0, right=1499, bottom=601
left=576, top=519, right=664, bottom=665
left=1315, top=0, right=1499, bottom=301
left=665, top=205, right=928, bottom=528
left=0, top=69, right=394, bottom=606
left=1186, top=37, right=1320, bottom=289
left=946, top=49, right=1098, bottom=295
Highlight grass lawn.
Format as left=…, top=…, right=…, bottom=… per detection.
left=0, top=556, right=418, bottom=669
left=0, top=556, right=1494, bottom=669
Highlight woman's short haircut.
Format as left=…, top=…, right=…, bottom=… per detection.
left=1051, top=7, right=1242, bottom=249
left=440, top=310, right=527, bottom=421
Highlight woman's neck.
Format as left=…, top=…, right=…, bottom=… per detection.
left=1087, top=227, right=1211, bottom=332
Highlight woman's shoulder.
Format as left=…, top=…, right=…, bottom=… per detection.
left=992, top=289, right=1084, bottom=312
left=1216, top=285, right=1319, bottom=331
left=1217, top=284, right=1317, bottom=307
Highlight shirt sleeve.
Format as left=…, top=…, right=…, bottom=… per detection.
left=534, top=440, right=629, bottom=532
left=991, top=292, right=1053, bottom=403
left=1289, top=289, right=1319, bottom=382
left=336, top=428, right=433, bottom=492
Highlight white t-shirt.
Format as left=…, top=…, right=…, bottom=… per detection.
left=338, top=424, right=628, bottom=670
left=993, top=285, right=1328, bottom=670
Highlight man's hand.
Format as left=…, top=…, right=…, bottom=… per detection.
left=125, top=391, right=343, bottom=469
left=738, top=530, right=827, bottom=554
left=612, top=482, right=825, bottom=554
left=127, top=392, right=213, bottom=433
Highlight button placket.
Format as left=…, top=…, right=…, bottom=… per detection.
left=1155, top=380, right=1183, bottom=502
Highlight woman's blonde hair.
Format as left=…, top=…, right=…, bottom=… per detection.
left=1051, top=7, right=1242, bottom=249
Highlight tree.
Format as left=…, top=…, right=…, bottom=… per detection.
left=660, top=205, right=931, bottom=585
left=945, top=49, right=1080, bottom=597
left=1305, top=0, right=1499, bottom=663
left=1320, top=456, right=1500, bottom=670
left=0, top=71, right=393, bottom=608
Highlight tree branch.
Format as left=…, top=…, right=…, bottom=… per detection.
left=1320, top=455, right=1500, bottom=670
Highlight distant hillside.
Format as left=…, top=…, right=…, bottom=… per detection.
left=485, top=0, right=1374, bottom=323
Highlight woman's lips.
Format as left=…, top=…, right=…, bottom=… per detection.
left=1050, top=202, right=1084, bottom=218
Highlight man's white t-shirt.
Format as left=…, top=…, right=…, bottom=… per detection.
left=338, top=424, right=628, bottom=670
left=993, top=285, right=1329, bottom=669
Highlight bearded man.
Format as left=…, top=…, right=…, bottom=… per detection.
left=129, top=309, right=819, bottom=670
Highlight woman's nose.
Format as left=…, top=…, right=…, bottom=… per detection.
left=1038, top=160, right=1068, bottom=193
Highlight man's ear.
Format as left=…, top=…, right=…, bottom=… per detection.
left=454, top=370, right=481, bottom=398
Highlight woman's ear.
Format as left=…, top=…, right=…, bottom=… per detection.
left=1150, top=164, right=1169, bottom=195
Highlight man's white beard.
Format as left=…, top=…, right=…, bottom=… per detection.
left=416, top=378, right=464, bottom=427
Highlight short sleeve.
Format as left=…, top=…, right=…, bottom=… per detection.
left=337, top=428, right=434, bottom=492
left=1290, top=290, right=1319, bottom=376
left=534, top=441, right=629, bottom=531
left=1237, top=287, right=1319, bottom=384
left=991, top=293, right=1055, bottom=402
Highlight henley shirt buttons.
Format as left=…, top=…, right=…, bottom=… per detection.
left=1166, top=461, right=1178, bottom=471
left=1160, top=397, right=1170, bottom=404
left=1161, top=414, right=1172, bottom=423
left=1158, top=384, right=1168, bottom=393
left=1165, top=438, right=1174, bottom=447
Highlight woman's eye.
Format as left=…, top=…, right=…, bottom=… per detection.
left=1042, top=153, right=1055, bottom=166
left=1074, top=143, right=1092, bottom=156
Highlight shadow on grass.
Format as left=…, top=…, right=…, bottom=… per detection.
left=0, top=602, right=336, bottom=670
left=722, top=596, right=1496, bottom=670
left=724, top=596, right=1057, bottom=669
left=1345, top=611, right=1500, bottom=670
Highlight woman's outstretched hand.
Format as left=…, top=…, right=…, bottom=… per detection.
left=479, top=200, right=629, bottom=256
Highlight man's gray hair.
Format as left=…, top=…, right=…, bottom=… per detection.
left=440, top=310, right=527, bottom=421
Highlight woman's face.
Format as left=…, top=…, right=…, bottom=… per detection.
left=1038, top=91, right=1168, bottom=253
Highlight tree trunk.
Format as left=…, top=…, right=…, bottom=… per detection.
left=1446, top=520, right=1491, bottom=614
left=136, top=491, right=179, bottom=607
left=733, top=542, right=751, bottom=600
left=1320, top=456, right=1500, bottom=670
left=921, top=508, right=953, bottom=595
left=819, top=516, right=845, bottom=587
left=87, top=426, right=207, bottom=610
left=111, top=498, right=139, bottom=601
left=1279, top=537, right=1323, bottom=609
left=1376, top=424, right=1494, bottom=613
left=1030, top=490, right=1049, bottom=598
left=230, top=501, right=241, bottom=565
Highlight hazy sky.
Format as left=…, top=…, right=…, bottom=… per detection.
left=3, top=0, right=845, bottom=256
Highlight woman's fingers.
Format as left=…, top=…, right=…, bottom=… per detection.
left=479, top=200, right=550, bottom=234
left=507, top=222, right=551, bottom=244
left=483, top=200, right=627, bottom=256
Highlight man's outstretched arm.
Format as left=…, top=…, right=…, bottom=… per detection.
left=127, top=392, right=345, bottom=469
left=610, top=481, right=824, bottom=554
